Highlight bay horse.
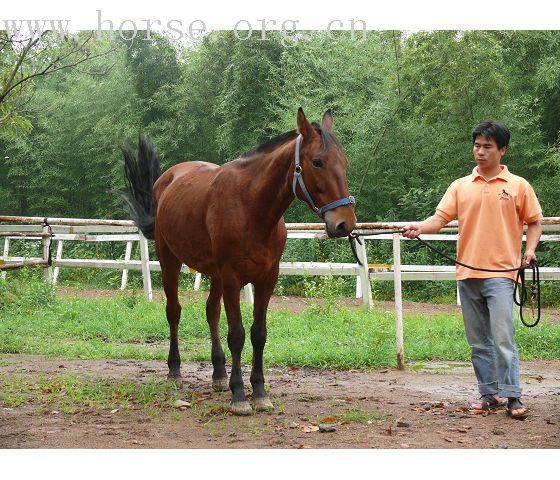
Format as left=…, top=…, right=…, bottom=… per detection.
left=121, top=108, right=356, bottom=415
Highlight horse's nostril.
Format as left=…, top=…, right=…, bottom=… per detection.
left=336, top=222, right=348, bottom=235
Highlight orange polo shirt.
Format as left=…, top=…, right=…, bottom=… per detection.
left=435, top=165, right=543, bottom=280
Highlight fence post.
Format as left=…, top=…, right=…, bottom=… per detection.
left=244, top=283, right=254, bottom=304
left=393, top=233, right=405, bottom=370
left=355, top=238, right=373, bottom=309
left=1, top=238, right=9, bottom=280
left=120, top=240, right=133, bottom=290
left=355, top=276, right=362, bottom=299
left=52, top=240, right=64, bottom=285
left=194, top=272, right=202, bottom=291
left=138, top=232, right=153, bottom=300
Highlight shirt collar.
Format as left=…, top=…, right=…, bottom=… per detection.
left=471, top=164, right=511, bottom=182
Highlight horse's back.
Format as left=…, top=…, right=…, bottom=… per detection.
left=154, top=161, right=219, bottom=204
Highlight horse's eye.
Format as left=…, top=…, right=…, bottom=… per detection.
left=312, top=159, right=323, bottom=168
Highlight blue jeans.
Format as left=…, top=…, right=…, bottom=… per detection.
left=458, top=278, right=521, bottom=398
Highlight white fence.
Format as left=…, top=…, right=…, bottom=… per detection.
left=2, top=215, right=560, bottom=369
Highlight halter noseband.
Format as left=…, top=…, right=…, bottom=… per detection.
left=292, top=134, right=355, bottom=217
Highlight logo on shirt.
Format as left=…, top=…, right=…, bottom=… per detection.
left=499, top=189, right=512, bottom=201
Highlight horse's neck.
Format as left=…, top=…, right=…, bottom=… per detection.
left=245, top=141, right=295, bottom=230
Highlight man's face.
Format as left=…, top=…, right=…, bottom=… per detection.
left=473, top=134, right=506, bottom=170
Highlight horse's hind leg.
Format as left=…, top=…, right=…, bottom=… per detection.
left=207, top=277, right=228, bottom=391
left=250, top=278, right=276, bottom=412
left=157, top=241, right=183, bottom=382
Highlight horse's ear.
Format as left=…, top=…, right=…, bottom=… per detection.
left=297, top=107, right=315, bottom=138
left=322, top=110, right=334, bottom=131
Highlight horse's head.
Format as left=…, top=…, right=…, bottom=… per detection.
left=294, top=108, right=357, bottom=238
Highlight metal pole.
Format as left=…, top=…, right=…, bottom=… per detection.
left=393, top=233, right=405, bottom=370
left=0, top=215, right=136, bottom=226
left=0, top=259, right=49, bottom=270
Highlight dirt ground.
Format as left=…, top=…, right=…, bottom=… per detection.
left=1, top=355, right=559, bottom=449
left=2, top=289, right=559, bottom=449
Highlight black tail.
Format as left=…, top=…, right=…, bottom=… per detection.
left=119, top=135, right=161, bottom=240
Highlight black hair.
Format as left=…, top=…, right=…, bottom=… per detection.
left=241, top=123, right=340, bottom=158
left=241, top=130, right=299, bottom=158
left=472, top=120, right=510, bottom=149
left=119, top=135, right=161, bottom=240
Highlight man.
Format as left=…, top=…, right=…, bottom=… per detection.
left=402, top=120, right=542, bottom=419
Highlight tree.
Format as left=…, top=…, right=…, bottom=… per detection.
left=0, top=30, right=114, bottom=136
left=120, top=31, right=182, bottom=125
left=0, top=40, right=141, bottom=217
left=1, top=29, right=559, bottom=224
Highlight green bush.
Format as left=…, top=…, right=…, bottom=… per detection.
left=0, top=272, right=56, bottom=311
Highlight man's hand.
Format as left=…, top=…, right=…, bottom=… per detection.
left=523, top=249, right=537, bottom=267
left=523, top=221, right=542, bottom=267
left=401, top=223, right=423, bottom=239
left=401, top=214, right=448, bottom=239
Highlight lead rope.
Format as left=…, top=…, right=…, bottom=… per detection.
left=42, top=218, right=53, bottom=267
left=348, top=230, right=541, bottom=327
left=513, top=261, right=540, bottom=327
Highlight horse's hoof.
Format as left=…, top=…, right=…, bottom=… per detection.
left=212, top=377, right=229, bottom=392
left=253, top=396, right=273, bottom=412
left=231, top=401, right=253, bottom=416
left=167, top=375, right=183, bottom=388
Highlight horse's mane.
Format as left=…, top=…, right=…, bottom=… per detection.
left=240, top=123, right=341, bottom=159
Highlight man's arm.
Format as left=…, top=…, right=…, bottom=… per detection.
left=523, top=220, right=542, bottom=266
left=401, top=214, right=449, bottom=239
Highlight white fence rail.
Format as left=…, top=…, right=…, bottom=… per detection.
left=2, top=215, right=560, bottom=370
left=2, top=216, right=560, bottom=304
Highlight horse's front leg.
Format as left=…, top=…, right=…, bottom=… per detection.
left=250, top=278, right=276, bottom=412
left=222, top=274, right=251, bottom=416
left=206, top=277, right=228, bottom=391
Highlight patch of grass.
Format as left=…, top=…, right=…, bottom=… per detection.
left=408, top=362, right=426, bottom=372
left=0, top=278, right=559, bottom=369
left=169, top=410, right=183, bottom=421
left=240, top=420, right=272, bottom=436
left=0, top=374, right=34, bottom=407
left=0, top=335, right=169, bottom=360
left=0, top=275, right=56, bottom=310
left=1, top=392, right=27, bottom=407
left=338, top=407, right=387, bottom=423
left=272, top=398, right=286, bottom=414
left=0, top=372, right=185, bottom=416
left=192, top=400, right=231, bottom=423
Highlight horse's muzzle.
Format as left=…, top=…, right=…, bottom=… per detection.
left=324, top=209, right=356, bottom=238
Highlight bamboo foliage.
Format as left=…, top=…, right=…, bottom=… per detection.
left=2, top=30, right=560, bottom=225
